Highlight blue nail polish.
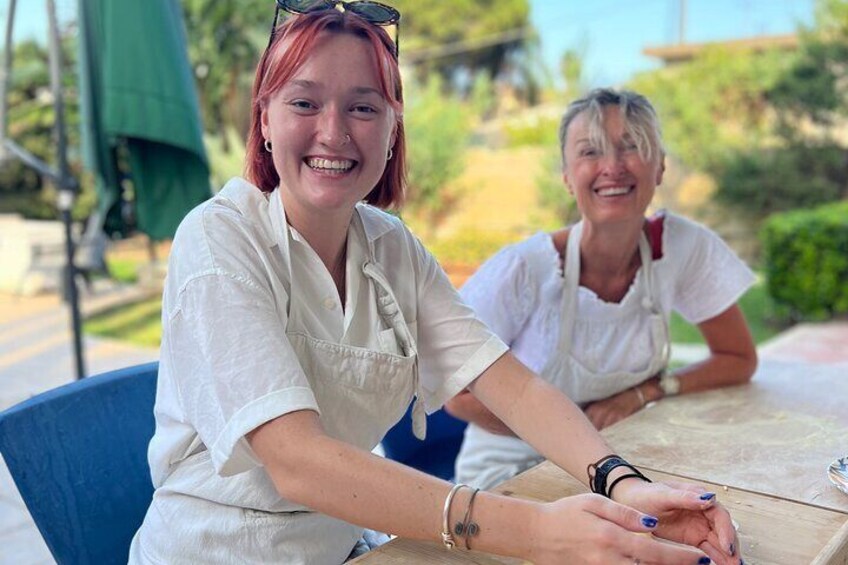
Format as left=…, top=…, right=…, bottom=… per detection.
left=699, top=492, right=716, bottom=501
left=640, top=515, right=658, bottom=528
left=698, top=557, right=711, bottom=565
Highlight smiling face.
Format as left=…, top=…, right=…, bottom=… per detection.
left=562, top=105, right=664, bottom=226
left=260, top=31, right=396, bottom=225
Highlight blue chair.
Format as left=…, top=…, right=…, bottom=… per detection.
left=0, top=362, right=159, bottom=565
left=381, top=404, right=468, bottom=481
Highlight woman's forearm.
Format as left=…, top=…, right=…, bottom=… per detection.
left=640, top=304, right=757, bottom=403
left=641, top=350, right=757, bottom=403
left=468, top=353, right=614, bottom=485
left=444, top=390, right=516, bottom=436
left=249, top=410, right=539, bottom=559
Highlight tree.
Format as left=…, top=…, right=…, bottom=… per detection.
left=402, top=74, right=472, bottom=237
left=713, top=0, right=848, bottom=217
left=0, top=34, right=91, bottom=221
left=181, top=0, right=268, bottom=143
left=715, top=142, right=846, bottom=216
left=769, top=0, right=848, bottom=129
left=391, top=0, right=535, bottom=95
left=559, top=47, right=586, bottom=102
left=629, top=46, right=789, bottom=173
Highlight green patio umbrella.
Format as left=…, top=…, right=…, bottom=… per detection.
left=78, top=0, right=210, bottom=241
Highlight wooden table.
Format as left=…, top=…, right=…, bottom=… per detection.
left=352, top=360, right=848, bottom=564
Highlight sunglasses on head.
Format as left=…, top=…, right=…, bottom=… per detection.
left=268, top=0, right=401, bottom=57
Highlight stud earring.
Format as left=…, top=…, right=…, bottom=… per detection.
left=264, top=139, right=272, bottom=153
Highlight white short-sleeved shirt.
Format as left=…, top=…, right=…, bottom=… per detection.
left=147, top=177, right=507, bottom=504
left=459, top=212, right=756, bottom=384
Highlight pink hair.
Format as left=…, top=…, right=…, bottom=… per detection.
left=244, top=10, right=406, bottom=209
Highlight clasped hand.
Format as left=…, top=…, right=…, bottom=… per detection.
left=531, top=481, right=741, bottom=565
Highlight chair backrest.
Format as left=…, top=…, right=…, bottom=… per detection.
left=381, top=404, right=467, bottom=481
left=0, top=362, right=159, bottom=565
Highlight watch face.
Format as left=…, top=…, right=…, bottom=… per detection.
left=660, top=374, right=680, bottom=396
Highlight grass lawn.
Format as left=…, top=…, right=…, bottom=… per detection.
left=84, top=297, right=163, bottom=348
left=669, top=278, right=785, bottom=345
left=106, top=257, right=142, bottom=283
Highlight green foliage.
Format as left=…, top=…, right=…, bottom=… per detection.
left=502, top=114, right=559, bottom=147
left=181, top=0, right=268, bottom=139
left=559, top=46, right=587, bottom=102
left=426, top=228, right=522, bottom=266
left=105, top=258, right=140, bottom=284
left=402, top=75, right=472, bottom=235
left=534, top=146, right=578, bottom=226
left=84, top=297, right=162, bottom=348
left=203, top=128, right=247, bottom=191
left=0, top=34, right=94, bottom=221
left=629, top=47, right=790, bottom=172
left=760, top=200, right=848, bottom=320
left=468, top=72, right=496, bottom=120
left=768, top=38, right=848, bottom=126
left=715, top=141, right=846, bottom=216
left=392, top=0, right=531, bottom=78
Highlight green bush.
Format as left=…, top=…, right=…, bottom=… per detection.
left=403, top=75, right=472, bottom=236
left=760, top=200, right=848, bottom=320
left=503, top=115, right=559, bottom=148
left=716, top=141, right=847, bottom=218
left=427, top=229, right=523, bottom=266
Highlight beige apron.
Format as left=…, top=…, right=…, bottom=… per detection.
left=131, top=202, right=427, bottom=564
left=455, top=221, right=669, bottom=490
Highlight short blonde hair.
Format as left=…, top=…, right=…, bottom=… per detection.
left=558, top=88, right=664, bottom=167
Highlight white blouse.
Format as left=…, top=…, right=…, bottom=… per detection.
left=459, top=212, right=756, bottom=383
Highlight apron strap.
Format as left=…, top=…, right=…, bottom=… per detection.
left=636, top=228, right=671, bottom=370
left=361, top=260, right=427, bottom=441
left=556, top=221, right=583, bottom=356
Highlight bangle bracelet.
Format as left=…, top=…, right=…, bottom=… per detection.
left=633, top=385, right=646, bottom=407
left=454, top=487, right=480, bottom=550
left=441, top=483, right=467, bottom=549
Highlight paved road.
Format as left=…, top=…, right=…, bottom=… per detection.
left=0, top=287, right=158, bottom=565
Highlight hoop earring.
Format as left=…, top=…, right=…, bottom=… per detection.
left=264, top=139, right=272, bottom=153
left=387, top=147, right=393, bottom=161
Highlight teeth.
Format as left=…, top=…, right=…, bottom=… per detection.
left=307, top=158, right=354, bottom=171
left=596, top=186, right=631, bottom=196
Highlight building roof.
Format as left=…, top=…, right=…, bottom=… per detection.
left=643, top=34, right=799, bottom=64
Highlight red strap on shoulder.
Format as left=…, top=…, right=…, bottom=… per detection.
left=646, top=211, right=665, bottom=260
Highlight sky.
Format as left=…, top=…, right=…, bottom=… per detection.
left=531, top=0, right=816, bottom=86
left=4, top=0, right=817, bottom=86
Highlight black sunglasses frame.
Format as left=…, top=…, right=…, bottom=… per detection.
left=267, top=0, right=401, bottom=57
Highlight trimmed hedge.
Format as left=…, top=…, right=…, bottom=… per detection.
left=760, top=200, right=848, bottom=320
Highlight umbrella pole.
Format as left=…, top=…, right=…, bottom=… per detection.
left=47, top=0, right=85, bottom=380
